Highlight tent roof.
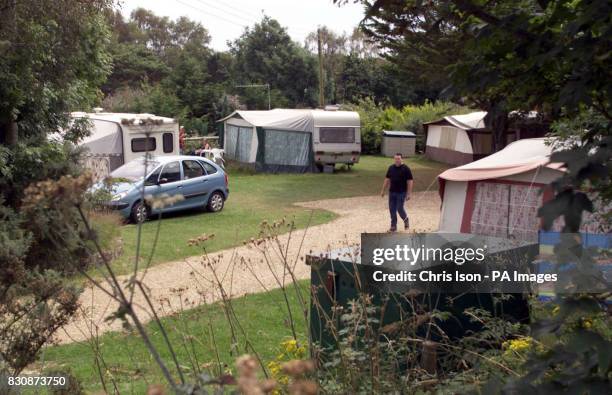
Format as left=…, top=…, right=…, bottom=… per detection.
left=424, top=111, right=487, bottom=130
left=71, top=112, right=176, bottom=125
left=438, top=138, right=564, bottom=181
left=218, top=109, right=360, bottom=132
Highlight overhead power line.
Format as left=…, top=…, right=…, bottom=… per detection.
left=174, top=0, right=247, bottom=29
left=192, top=0, right=262, bottom=23
left=190, top=0, right=259, bottom=25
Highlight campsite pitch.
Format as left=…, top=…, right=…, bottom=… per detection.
left=56, top=191, right=441, bottom=344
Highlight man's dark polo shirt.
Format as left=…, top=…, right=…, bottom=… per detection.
left=386, top=164, right=413, bottom=193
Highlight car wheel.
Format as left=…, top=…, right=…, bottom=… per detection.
left=207, top=191, right=225, bottom=212
left=131, top=201, right=149, bottom=223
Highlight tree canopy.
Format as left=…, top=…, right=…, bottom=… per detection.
left=352, top=0, right=612, bottom=149
left=230, top=16, right=318, bottom=109
left=0, top=0, right=112, bottom=143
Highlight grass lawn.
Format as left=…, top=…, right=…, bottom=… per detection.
left=47, top=155, right=446, bottom=391
left=35, top=282, right=311, bottom=393
left=99, top=155, right=448, bottom=276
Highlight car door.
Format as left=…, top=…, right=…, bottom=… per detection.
left=149, top=161, right=184, bottom=213
left=180, top=159, right=210, bottom=208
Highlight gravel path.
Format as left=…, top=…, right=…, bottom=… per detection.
left=55, top=191, right=441, bottom=344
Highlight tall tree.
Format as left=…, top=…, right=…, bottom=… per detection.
left=0, top=0, right=112, bottom=144
left=350, top=0, right=612, bottom=151
left=230, top=16, right=318, bottom=109
left=305, top=26, right=348, bottom=103
left=0, top=0, right=113, bottom=374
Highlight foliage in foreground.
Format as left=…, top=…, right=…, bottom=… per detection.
left=0, top=0, right=114, bottom=375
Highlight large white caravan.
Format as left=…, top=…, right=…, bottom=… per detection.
left=70, top=111, right=180, bottom=180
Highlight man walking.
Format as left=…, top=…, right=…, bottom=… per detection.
left=381, top=153, right=414, bottom=232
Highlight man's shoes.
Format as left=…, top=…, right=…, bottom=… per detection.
left=404, top=217, right=409, bottom=230
left=388, top=227, right=397, bottom=232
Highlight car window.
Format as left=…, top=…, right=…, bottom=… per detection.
left=145, top=166, right=162, bottom=185
left=111, top=158, right=160, bottom=181
left=160, top=161, right=181, bottom=183
left=182, top=160, right=205, bottom=179
left=200, top=161, right=218, bottom=175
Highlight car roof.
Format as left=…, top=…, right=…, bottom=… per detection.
left=150, top=155, right=214, bottom=163
left=128, top=155, right=218, bottom=167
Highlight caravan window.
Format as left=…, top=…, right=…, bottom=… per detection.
left=319, top=127, right=355, bottom=143
left=131, top=137, right=157, bottom=152
left=163, top=133, right=174, bottom=153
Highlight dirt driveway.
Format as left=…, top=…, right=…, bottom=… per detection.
left=56, top=191, right=441, bottom=344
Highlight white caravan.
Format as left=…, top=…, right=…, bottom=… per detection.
left=70, top=111, right=180, bottom=180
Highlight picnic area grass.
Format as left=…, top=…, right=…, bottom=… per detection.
left=34, top=281, right=310, bottom=393
left=92, top=155, right=448, bottom=277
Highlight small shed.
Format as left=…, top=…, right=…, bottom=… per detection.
left=381, top=131, right=416, bottom=157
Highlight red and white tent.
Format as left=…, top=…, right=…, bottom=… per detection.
left=437, top=138, right=565, bottom=242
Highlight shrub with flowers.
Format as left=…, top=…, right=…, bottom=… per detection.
left=267, top=339, right=307, bottom=387
left=502, top=337, right=533, bottom=356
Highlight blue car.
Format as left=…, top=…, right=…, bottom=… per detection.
left=94, top=155, right=229, bottom=223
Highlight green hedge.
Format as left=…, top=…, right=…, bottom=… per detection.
left=342, top=98, right=474, bottom=154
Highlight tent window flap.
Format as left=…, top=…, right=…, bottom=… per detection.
left=264, top=129, right=310, bottom=166
left=225, top=125, right=253, bottom=162
left=236, top=127, right=253, bottom=162
left=224, top=125, right=238, bottom=159
left=440, top=126, right=458, bottom=150
left=470, top=181, right=543, bottom=242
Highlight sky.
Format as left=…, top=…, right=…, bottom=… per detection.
left=118, top=0, right=366, bottom=51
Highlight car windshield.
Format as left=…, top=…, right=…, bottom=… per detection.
left=110, top=158, right=161, bottom=181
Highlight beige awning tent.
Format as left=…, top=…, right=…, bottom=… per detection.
left=423, top=111, right=488, bottom=165
left=218, top=109, right=316, bottom=132
left=424, top=111, right=547, bottom=166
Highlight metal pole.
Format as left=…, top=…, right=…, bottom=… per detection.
left=266, top=83, right=271, bottom=110
left=317, top=28, right=325, bottom=108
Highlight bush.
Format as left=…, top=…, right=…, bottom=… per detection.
left=181, top=117, right=209, bottom=136
left=102, top=84, right=185, bottom=119
left=342, top=98, right=474, bottom=154
left=0, top=141, right=98, bottom=374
